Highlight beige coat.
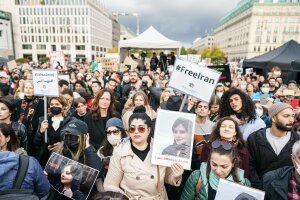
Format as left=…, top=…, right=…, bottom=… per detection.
left=104, top=139, right=181, bottom=200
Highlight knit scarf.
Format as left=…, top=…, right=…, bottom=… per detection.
left=208, top=171, right=234, bottom=190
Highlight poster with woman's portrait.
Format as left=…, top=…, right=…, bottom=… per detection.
left=151, top=109, right=196, bottom=170
left=215, top=179, right=265, bottom=200
left=45, top=152, right=99, bottom=200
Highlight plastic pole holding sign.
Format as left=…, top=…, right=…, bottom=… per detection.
left=32, top=69, right=59, bottom=143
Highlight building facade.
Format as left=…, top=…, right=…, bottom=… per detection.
left=214, top=0, right=300, bottom=61
left=191, top=34, right=214, bottom=51
left=111, top=14, right=120, bottom=49
left=0, top=10, right=14, bottom=59
left=0, top=0, right=114, bottom=62
left=120, top=24, right=136, bottom=41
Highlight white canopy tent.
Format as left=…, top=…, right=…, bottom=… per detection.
left=119, top=26, right=181, bottom=63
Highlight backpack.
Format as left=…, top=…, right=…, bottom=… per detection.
left=0, top=155, right=39, bottom=200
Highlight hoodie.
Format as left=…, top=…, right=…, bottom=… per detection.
left=0, top=151, right=50, bottom=198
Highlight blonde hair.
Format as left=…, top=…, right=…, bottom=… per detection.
left=160, top=89, right=174, bottom=103
left=67, top=134, right=87, bottom=164
left=48, top=96, right=69, bottom=117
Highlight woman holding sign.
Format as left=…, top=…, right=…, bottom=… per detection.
left=180, top=140, right=250, bottom=200
left=104, top=106, right=184, bottom=200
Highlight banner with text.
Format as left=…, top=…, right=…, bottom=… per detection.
left=32, top=69, right=59, bottom=97
left=169, top=59, right=221, bottom=103
left=97, top=58, right=118, bottom=72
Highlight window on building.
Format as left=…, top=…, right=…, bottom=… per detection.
left=75, top=45, right=85, bottom=50
left=273, top=36, right=277, bottom=43
left=22, top=44, right=32, bottom=49
left=258, top=46, right=260, bottom=52
left=37, top=44, right=46, bottom=49
left=61, top=45, right=71, bottom=50
left=254, top=46, right=256, bottom=52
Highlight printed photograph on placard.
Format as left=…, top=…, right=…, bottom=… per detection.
left=151, top=109, right=196, bottom=170
left=44, top=152, right=99, bottom=200
left=215, top=179, right=265, bottom=200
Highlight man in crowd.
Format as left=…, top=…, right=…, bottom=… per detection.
left=122, top=70, right=141, bottom=103
left=263, top=140, right=300, bottom=200
left=248, top=102, right=300, bottom=189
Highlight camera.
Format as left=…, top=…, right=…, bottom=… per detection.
left=142, top=80, right=148, bottom=87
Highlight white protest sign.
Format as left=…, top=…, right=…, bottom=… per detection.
left=245, top=68, right=253, bottom=75
left=187, top=54, right=201, bottom=64
left=32, top=69, right=59, bottom=97
left=123, top=56, right=138, bottom=71
left=151, top=110, right=196, bottom=170
left=168, top=59, right=221, bottom=103
left=215, top=179, right=265, bottom=200
left=50, top=51, right=66, bottom=70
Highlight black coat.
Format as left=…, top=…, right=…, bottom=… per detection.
left=84, top=112, right=120, bottom=150
left=247, top=128, right=300, bottom=189
left=263, top=166, right=293, bottom=200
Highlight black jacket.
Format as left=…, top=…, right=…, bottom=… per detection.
left=247, top=128, right=300, bottom=189
left=84, top=112, right=120, bottom=150
left=263, top=166, right=293, bottom=200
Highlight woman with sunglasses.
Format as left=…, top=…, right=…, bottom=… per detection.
left=104, top=106, right=184, bottom=199
left=200, top=117, right=250, bottom=177
left=98, top=118, right=127, bottom=178
left=181, top=140, right=251, bottom=200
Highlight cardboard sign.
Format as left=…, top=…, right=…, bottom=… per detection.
left=45, top=152, right=99, bottom=200
left=123, top=56, right=138, bottom=71
left=169, top=59, right=221, bottom=103
left=50, top=51, right=66, bottom=71
left=208, top=65, right=231, bottom=83
left=151, top=110, right=196, bottom=170
left=245, top=68, right=253, bottom=75
left=6, top=60, right=17, bottom=72
left=215, top=179, right=265, bottom=200
left=32, top=69, right=59, bottom=97
left=97, top=58, right=118, bottom=72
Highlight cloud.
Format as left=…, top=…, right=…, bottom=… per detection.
left=104, top=0, right=241, bottom=45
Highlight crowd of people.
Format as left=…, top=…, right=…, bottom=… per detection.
left=0, top=59, right=300, bottom=200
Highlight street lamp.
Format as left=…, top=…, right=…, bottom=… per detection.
left=113, top=12, right=140, bottom=35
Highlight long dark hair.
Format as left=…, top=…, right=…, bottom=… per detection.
left=209, top=117, right=246, bottom=148
left=219, top=88, right=256, bottom=123
left=91, top=88, right=117, bottom=120
left=0, top=98, right=16, bottom=121
left=206, top=144, right=240, bottom=183
left=0, top=123, right=19, bottom=151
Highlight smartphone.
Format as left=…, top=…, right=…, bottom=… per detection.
left=290, top=99, right=299, bottom=109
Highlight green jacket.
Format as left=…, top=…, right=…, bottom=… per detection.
left=180, top=163, right=251, bottom=200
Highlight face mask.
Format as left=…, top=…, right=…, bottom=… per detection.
left=50, top=106, right=62, bottom=115
left=261, top=88, right=270, bottom=93
left=255, top=108, right=263, bottom=117
left=216, top=92, right=223, bottom=99
left=64, top=135, right=79, bottom=151
left=123, top=75, right=129, bottom=82
left=107, top=135, right=121, bottom=146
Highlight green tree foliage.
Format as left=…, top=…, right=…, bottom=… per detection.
left=180, top=46, right=187, bottom=55
left=200, top=47, right=225, bottom=64
left=186, top=48, right=197, bottom=54
left=38, top=57, right=49, bottom=63
left=16, top=58, right=31, bottom=63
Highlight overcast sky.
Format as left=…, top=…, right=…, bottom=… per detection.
left=103, top=0, right=241, bottom=46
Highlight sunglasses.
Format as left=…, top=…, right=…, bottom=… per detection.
left=104, top=129, right=120, bottom=136
left=212, top=140, right=233, bottom=150
left=128, top=126, right=146, bottom=134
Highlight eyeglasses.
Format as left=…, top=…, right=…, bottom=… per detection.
left=104, top=129, right=120, bottom=136
left=128, top=126, right=146, bottom=134
left=211, top=140, right=233, bottom=150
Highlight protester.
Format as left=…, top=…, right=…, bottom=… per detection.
left=84, top=88, right=119, bottom=150
left=122, top=91, right=156, bottom=132
left=104, top=106, right=184, bottom=199
left=200, top=117, right=250, bottom=177
left=16, top=80, right=44, bottom=156
left=262, top=140, right=300, bottom=200
left=208, top=95, right=220, bottom=122
left=34, top=96, right=75, bottom=166
left=91, top=81, right=102, bottom=98
left=180, top=140, right=250, bottom=200
left=247, top=102, right=300, bottom=189
left=73, top=97, right=90, bottom=121
left=0, top=98, right=27, bottom=151
left=219, top=88, right=266, bottom=140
